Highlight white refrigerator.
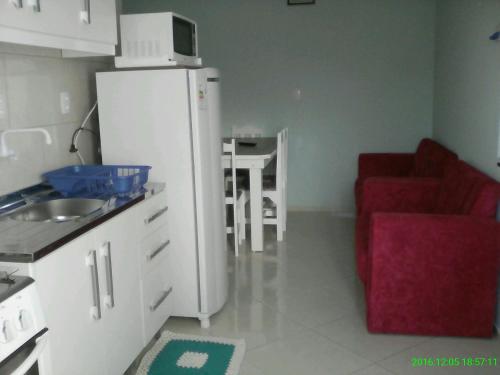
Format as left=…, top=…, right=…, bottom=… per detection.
left=96, top=68, right=227, bottom=328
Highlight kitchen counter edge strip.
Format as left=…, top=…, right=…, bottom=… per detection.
left=0, top=196, right=145, bottom=263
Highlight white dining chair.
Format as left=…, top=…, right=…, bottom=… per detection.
left=262, top=128, right=288, bottom=241
left=232, top=125, right=264, bottom=138
left=223, top=139, right=249, bottom=256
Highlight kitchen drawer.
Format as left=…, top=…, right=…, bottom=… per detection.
left=140, top=224, right=170, bottom=274
left=140, top=192, right=169, bottom=235
left=141, top=259, right=173, bottom=343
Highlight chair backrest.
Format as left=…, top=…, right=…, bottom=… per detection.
left=222, top=138, right=239, bottom=254
left=223, top=139, right=237, bottom=202
left=276, top=128, right=288, bottom=199
left=232, top=125, right=264, bottom=138
left=282, top=128, right=288, bottom=196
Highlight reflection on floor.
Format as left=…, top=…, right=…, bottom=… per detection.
left=129, top=212, right=500, bottom=375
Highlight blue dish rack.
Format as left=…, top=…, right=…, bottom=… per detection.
left=43, top=165, right=152, bottom=197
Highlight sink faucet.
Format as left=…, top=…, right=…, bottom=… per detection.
left=0, top=128, right=53, bottom=158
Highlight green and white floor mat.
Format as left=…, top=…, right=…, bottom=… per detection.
left=136, top=331, right=246, bottom=375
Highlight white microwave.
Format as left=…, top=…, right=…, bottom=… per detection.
left=115, top=12, right=202, bottom=69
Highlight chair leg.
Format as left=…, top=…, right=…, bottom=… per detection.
left=232, top=204, right=239, bottom=257
left=239, top=195, right=247, bottom=241
left=240, top=218, right=246, bottom=240
left=234, top=230, right=239, bottom=257
left=277, top=199, right=284, bottom=242
left=238, top=200, right=245, bottom=245
left=277, top=220, right=283, bottom=241
left=282, top=191, right=287, bottom=232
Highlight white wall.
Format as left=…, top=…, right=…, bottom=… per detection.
left=123, top=0, right=436, bottom=213
left=0, top=43, right=109, bottom=195
left=433, top=0, right=500, bottom=180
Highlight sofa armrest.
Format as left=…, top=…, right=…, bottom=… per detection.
left=358, top=153, right=414, bottom=180
left=360, top=177, right=441, bottom=214
left=367, top=213, right=499, bottom=336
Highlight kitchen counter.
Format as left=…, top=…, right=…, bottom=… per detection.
left=0, top=182, right=165, bottom=263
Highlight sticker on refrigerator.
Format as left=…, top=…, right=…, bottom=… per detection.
left=198, top=82, right=208, bottom=110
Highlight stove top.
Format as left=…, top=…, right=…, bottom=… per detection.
left=0, top=274, right=34, bottom=304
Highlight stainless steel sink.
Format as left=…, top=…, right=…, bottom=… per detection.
left=9, top=198, right=107, bottom=223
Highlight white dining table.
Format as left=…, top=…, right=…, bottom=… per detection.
left=222, top=137, right=277, bottom=252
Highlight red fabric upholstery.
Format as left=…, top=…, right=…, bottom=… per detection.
left=355, top=159, right=500, bottom=337
left=434, top=161, right=498, bottom=215
left=355, top=139, right=457, bottom=213
left=358, top=153, right=415, bottom=181
left=356, top=153, right=414, bottom=213
left=412, top=138, right=458, bottom=177
left=366, top=213, right=499, bottom=337
left=355, top=178, right=441, bottom=282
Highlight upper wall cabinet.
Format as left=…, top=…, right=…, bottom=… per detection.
left=0, top=0, right=117, bottom=56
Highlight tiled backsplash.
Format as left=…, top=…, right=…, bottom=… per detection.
left=0, top=43, right=112, bottom=195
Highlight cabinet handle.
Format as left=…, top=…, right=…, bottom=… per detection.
left=80, top=0, right=91, bottom=24
left=149, top=287, right=172, bottom=312
left=26, top=0, right=40, bottom=12
left=145, top=206, right=168, bottom=225
left=86, top=250, right=101, bottom=320
left=147, top=240, right=170, bottom=262
left=9, top=0, right=22, bottom=8
left=102, top=241, right=115, bottom=309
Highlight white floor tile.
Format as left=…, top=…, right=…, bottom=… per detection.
left=246, top=331, right=372, bottom=375
left=379, top=336, right=500, bottom=374
left=351, top=364, right=396, bottom=375
left=239, top=360, right=266, bottom=375
left=315, top=313, right=429, bottom=362
left=130, top=212, right=500, bottom=375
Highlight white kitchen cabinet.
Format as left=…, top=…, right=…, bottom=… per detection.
left=0, top=189, right=172, bottom=374
left=136, top=190, right=174, bottom=345
left=0, top=0, right=117, bottom=56
left=141, top=257, right=173, bottom=342
left=93, top=211, right=143, bottom=375
left=26, top=204, right=143, bottom=375
left=31, top=232, right=107, bottom=375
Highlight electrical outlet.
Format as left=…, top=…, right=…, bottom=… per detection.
left=60, top=92, right=71, bottom=114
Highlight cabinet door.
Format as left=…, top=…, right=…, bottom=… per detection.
left=0, top=0, right=116, bottom=55
left=141, top=256, right=174, bottom=344
left=95, top=210, right=143, bottom=375
left=0, top=0, right=76, bottom=38
left=32, top=234, right=106, bottom=375
left=73, top=0, right=117, bottom=45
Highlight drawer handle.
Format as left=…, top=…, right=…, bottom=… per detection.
left=150, top=287, right=172, bottom=312
left=147, top=240, right=170, bottom=262
left=145, top=206, right=168, bottom=225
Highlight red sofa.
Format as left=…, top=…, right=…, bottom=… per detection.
left=356, top=160, right=500, bottom=337
left=355, top=138, right=457, bottom=213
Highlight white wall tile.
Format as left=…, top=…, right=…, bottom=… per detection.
left=0, top=44, right=110, bottom=195
left=42, top=121, right=99, bottom=172
left=2, top=129, right=46, bottom=190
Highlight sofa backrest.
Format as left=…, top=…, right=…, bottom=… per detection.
left=434, top=160, right=500, bottom=217
left=412, top=138, right=458, bottom=178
